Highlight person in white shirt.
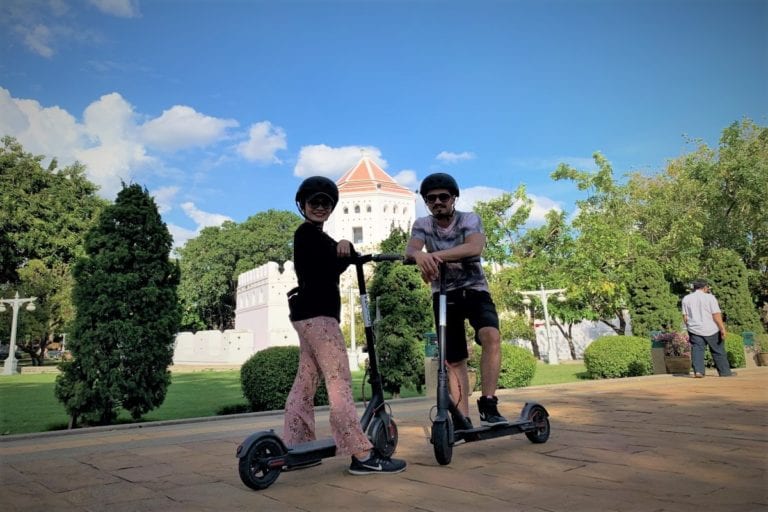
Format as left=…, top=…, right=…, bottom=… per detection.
left=681, top=279, right=735, bottom=378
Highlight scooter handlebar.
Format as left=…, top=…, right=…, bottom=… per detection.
left=348, top=252, right=415, bottom=265
left=371, top=253, right=406, bottom=262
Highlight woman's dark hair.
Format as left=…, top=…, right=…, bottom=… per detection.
left=295, top=176, right=339, bottom=213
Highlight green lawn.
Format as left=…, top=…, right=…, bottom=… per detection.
left=0, top=361, right=586, bottom=436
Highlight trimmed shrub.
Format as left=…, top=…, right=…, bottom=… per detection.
left=240, top=346, right=329, bottom=412
left=704, top=332, right=746, bottom=369
left=583, top=335, right=653, bottom=379
left=470, top=342, right=537, bottom=389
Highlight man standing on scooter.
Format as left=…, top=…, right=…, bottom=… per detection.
left=406, top=173, right=509, bottom=429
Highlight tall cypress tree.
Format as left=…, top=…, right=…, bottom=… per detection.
left=628, top=257, right=680, bottom=338
left=369, top=228, right=432, bottom=396
left=55, top=184, right=180, bottom=425
left=704, top=248, right=763, bottom=334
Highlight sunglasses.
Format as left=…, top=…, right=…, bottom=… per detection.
left=307, top=197, right=333, bottom=209
left=425, top=193, right=453, bottom=204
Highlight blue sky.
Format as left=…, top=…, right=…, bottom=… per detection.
left=2, top=0, right=766, bottom=249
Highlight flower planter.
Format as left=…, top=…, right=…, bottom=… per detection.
left=757, top=352, right=768, bottom=367
left=664, top=356, right=691, bottom=375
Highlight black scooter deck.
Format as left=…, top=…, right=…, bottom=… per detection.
left=287, top=438, right=337, bottom=458
left=454, top=418, right=534, bottom=443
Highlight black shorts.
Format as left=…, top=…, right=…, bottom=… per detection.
left=432, top=289, right=499, bottom=363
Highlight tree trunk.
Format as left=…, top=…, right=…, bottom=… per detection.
left=553, top=321, right=577, bottom=360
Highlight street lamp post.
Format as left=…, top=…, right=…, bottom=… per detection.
left=518, top=285, right=566, bottom=365
left=0, top=292, right=37, bottom=375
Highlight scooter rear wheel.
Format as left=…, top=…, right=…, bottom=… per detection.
left=431, top=419, right=453, bottom=465
left=238, top=437, right=284, bottom=490
left=524, top=404, right=550, bottom=444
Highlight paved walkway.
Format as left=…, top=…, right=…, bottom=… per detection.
left=1, top=368, right=766, bottom=512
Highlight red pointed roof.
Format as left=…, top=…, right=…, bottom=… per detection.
left=336, top=156, right=413, bottom=197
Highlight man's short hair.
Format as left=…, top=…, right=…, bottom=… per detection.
left=692, top=279, right=709, bottom=290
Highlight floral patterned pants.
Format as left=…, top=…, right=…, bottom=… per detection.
left=283, top=316, right=372, bottom=456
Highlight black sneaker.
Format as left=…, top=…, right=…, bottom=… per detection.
left=451, top=412, right=474, bottom=432
left=477, top=396, right=509, bottom=426
left=348, top=453, right=407, bottom=475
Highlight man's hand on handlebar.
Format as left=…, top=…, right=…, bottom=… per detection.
left=413, top=251, right=443, bottom=282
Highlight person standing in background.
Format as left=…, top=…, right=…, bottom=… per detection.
left=681, top=279, right=735, bottom=378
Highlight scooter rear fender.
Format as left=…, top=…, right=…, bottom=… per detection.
left=236, top=430, right=287, bottom=459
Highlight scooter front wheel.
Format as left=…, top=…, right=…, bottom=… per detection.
left=367, top=414, right=399, bottom=458
left=524, top=404, right=550, bottom=444
left=431, top=419, right=453, bottom=465
left=238, top=437, right=284, bottom=490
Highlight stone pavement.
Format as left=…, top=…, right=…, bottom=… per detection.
left=1, top=368, right=766, bottom=512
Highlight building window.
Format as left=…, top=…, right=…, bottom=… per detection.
left=383, top=205, right=388, bottom=213
left=343, top=207, right=349, bottom=214
left=354, top=205, right=360, bottom=214
left=353, top=227, right=363, bottom=244
left=393, top=205, right=398, bottom=213
left=402, top=207, right=407, bottom=215
left=366, top=205, right=371, bottom=213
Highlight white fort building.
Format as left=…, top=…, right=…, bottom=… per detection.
left=173, top=156, right=416, bottom=367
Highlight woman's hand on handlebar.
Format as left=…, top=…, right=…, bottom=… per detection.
left=337, top=239, right=353, bottom=258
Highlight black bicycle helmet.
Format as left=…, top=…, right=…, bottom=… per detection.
left=295, top=176, right=339, bottom=212
left=419, top=172, right=460, bottom=198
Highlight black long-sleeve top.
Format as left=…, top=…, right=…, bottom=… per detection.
left=289, top=221, right=352, bottom=322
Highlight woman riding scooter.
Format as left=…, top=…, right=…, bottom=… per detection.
left=284, top=176, right=406, bottom=475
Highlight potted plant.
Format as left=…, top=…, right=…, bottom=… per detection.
left=652, top=331, right=692, bottom=374
left=756, top=333, right=768, bottom=367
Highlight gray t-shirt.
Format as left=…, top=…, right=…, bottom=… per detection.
left=410, top=211, right=489, bottom=293
left=681, top=290, right=721, bottom=336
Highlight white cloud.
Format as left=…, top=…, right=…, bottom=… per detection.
left=71, top=92, right=156, bottom=196
left=87, top=0, right=140, bottom=18
left=168, top=202, right=233, bottom=250
left=180, top=202, right=232, bottom=228
left=151, top=186, right=179, bottom=214
left=167, top=224, right=199, bottom=253
left=23, top=24, right=54, bottom=58
left=0, top=87, right=276, bottom=198
left=457, top=186, right=562, bottom=224
left=527, top=193, right=563, bottom=224
left=142, top=106, right=238, bottom=152
left=236, top=121, right=287, bottom=164
left=0, top=87, right=83, bottom=164
left=1, top=0, right=131, bottom=58
left=393, top=169, right=418, bottom=190
left=294, top=144, right=387, bottom=178
left=436, top=151, right=476, bottom=164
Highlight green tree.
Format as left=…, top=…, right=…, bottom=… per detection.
left=691, top=121, right=767, bottom=323
left=0, top=136, right=106, bottom=355
left=627, top=257, right=680, bottom=339
left=703, top=249, right=763, bottom=334
left=15, top=260, right=75, bottom=362
left=368, top=228, right=431, bottom=397
left=626, top=165, right=706, bottom=289
left=552, top=152, right=640, bottom=335
left=473, top=186, right=531, bottom=266
left=176, top=210, right=300, bottom=331
left=55, top=184, right=180, bottom=426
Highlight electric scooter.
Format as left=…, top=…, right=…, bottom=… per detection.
left=236, top=252, right=403, bottom=490
left=430, top=261, right=551, bottom=465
